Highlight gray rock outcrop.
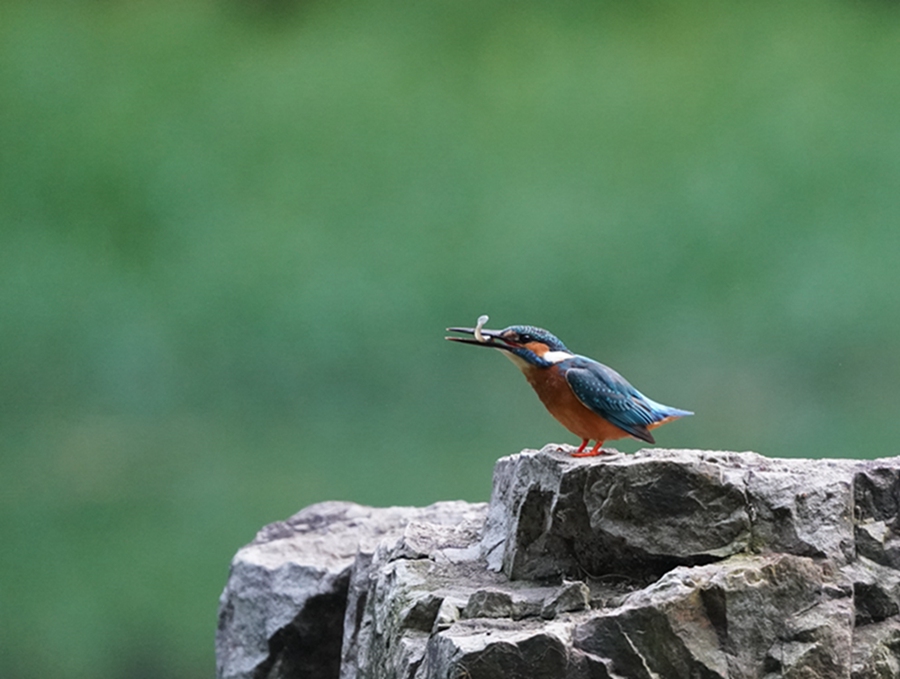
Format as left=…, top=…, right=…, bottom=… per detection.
left=216, top=447, right=900, bottom=679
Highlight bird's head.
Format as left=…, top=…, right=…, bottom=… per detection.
left=446, top=322, right=573, bottom=368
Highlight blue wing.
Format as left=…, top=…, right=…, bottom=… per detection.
left=563, top=357, right=692, bottom=443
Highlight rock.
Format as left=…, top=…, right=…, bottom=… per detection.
left=574, top=553, right=853, bottom=678
left=843, top=556, right=900, bottom=626
left=337, top=506, right=491, bottom=679
left=340, top=508, right=592, bottom=679
left=216, top=500, right=488, bottom=679
left=216, top=446, right=900, bottom=679
left=483, top=447, right=857, bottom=581
left=852, top=619, right=900, bottom=678
left=425, top=618, right=596, bottom=679
left=855, top=464, right=900, bottom=569
left=540, top=580, right=591, bottom=619
left=746, top=456, right=855, bottom=563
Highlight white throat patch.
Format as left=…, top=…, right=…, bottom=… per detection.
left=499, top=348, right=574, bottom=371
left=541, top=350, right=574, bottom=364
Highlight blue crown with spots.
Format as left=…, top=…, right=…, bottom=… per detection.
left=503, top=325, right=570, bottom=353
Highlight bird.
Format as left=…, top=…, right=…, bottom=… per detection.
left=446, top=319, right=692, bottom=457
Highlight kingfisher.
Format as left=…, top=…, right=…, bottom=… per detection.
left=446, top=318, right=693, bottom=457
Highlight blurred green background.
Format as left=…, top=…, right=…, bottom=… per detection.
left=2, top=0, right=899, bottom=676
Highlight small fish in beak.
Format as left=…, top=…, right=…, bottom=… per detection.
left=474, top=314, right=489, bottom=343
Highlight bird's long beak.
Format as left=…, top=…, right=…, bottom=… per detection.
left=445, top=326, right=512, bottom=348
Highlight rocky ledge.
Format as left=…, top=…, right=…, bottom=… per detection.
left=216, top=447, right=900, bottom=679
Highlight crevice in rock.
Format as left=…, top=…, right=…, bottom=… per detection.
left=254, top=573, right=350, bottom=679
left=699, top=585, right=729, bottom=652
left=740, top=468, right=757, bottom=556
left=404, top=594, right=444, bottom=632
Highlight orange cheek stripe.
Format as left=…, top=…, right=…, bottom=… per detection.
left=524, top=342, right=549, bottom=356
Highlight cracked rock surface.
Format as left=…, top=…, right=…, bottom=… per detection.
left=216, top=447, right=900, bottom=679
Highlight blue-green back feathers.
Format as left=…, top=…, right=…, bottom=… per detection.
left=563, top=356, right=692, bottom=443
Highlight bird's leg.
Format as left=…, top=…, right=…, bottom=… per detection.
left=573, top=439, right=589, bottom=455
left=571, top=440, right=605, bottom=458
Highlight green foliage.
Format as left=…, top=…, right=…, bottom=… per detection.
left=1, top=0, right=899, bottom=677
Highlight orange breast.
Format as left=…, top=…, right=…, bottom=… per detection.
left=523, top=366, right=633, bottom=442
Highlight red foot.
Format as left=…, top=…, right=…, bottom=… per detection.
left=571, top=440, right=606, bottom=457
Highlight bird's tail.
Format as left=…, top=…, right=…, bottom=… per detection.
left=645, top=398, right=693, bottom=421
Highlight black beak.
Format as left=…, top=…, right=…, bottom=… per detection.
left=445, top=326, right=509, bottom=347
